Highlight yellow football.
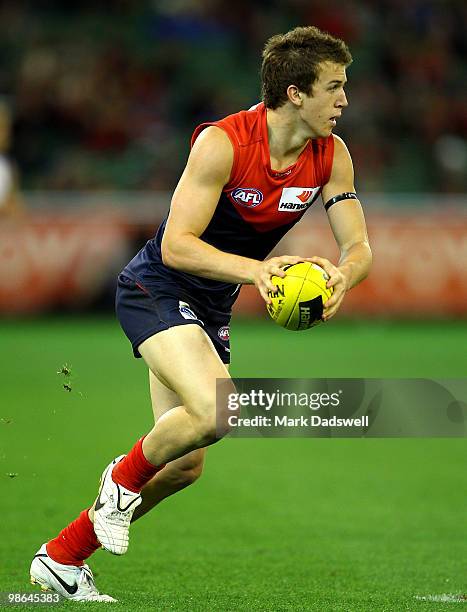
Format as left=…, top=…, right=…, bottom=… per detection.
left=266, top=262, right=333, bottom=331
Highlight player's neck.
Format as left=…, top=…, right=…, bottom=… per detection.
left=266, top=107, right=312, bottom=169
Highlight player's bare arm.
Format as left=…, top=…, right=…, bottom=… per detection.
left=311, top=134, right=372, bottom=320
left=162, top=126, right=307, bottom=302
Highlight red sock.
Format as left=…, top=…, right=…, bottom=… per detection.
left=112, top=436, right=163, bottom=493
left=46, top=509, right=100, bottom=566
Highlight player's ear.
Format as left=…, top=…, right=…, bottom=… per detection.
left=287, top=85, right=303, bottom=107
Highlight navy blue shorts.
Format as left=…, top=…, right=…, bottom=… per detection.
left=115, top=274, right=232, bottom=364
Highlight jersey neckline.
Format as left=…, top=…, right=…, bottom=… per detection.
left=259, top=103, right=312, bottom=182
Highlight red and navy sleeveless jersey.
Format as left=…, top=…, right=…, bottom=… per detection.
left=122, top=103, right=334, bottom=310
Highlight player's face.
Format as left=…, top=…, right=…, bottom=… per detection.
left=301, top=62, right=348, bottom=138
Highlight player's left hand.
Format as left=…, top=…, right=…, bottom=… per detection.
left=308, top=256, right=349, bottom=321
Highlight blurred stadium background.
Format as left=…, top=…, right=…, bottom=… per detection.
left=1, top=1, right=466, bottom=609
left=0, top=0, right=466, bottom=317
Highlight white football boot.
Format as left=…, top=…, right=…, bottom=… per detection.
left=93, top=455, right=142, bottom=555
left=30, top=544, right=116, bottom=602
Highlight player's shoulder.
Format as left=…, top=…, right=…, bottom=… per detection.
left=188, top=126, right=234, bottom=184
left=193, top=125, right=232, bottom=149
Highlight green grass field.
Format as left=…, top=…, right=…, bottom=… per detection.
left=1, top=317, right=466, bottom=611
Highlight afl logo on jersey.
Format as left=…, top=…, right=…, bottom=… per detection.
left=231, top=188, right=263, bottom=208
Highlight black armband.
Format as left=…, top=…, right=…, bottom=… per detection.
left=324, top=192, right=358, bottom=211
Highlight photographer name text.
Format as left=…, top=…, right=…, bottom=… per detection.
left=228, top=415, right=369, bottom=428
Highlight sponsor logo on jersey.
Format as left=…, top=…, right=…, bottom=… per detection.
left=218, top=325, right=230, bottom=341
left=278, top=187, right=321, bottom=212
left=231, top=188, right=263, bottom=208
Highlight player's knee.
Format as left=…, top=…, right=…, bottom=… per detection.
left=165, top=461, right=204, bottom=489
left=193, top=413, right=220, bottom=445
left=213, top=388, right=239, bottom=439
left=184, top=396, right=217, bottom=444
left=178, top=450, right=204, bottom=482
left=195, top=411, right=234, bottom=443
left=187, top=378, right=237, bottom=444
left=181, top=460, right=204, bottom=485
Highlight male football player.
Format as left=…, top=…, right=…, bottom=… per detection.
left=30, top=26, right=371, bottom=601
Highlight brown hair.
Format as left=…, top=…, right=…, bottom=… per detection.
left=261, top=26, right=352, bottom=109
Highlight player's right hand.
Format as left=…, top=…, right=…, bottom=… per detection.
left=253, top=255, right=307, bottom=304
